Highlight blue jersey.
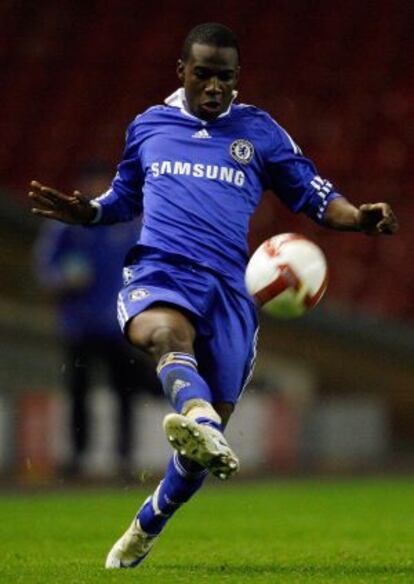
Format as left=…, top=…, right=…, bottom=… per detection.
left=93, top=88, right=341, bottom=292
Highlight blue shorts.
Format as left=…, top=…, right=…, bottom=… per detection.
left=117, top=247, right=258, bottom=404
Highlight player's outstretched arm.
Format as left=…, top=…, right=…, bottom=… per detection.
left=323, top=196, right=399, bottom=235
left=28, top=180, right=97, bottom=225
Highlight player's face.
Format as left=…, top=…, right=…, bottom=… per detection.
left=177, top=43, right=240, bottom=122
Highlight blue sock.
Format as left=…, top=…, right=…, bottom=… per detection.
left=157, top=352, right=212, bottom=412
left=137, top=453, right=207, bottom=535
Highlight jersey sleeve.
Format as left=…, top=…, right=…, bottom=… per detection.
left=91, top=121, right=144, bottom=225
left=263, top=117, right=343, bottom=223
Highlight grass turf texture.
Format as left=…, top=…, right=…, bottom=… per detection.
left=0, top=479, right=412, bottom=583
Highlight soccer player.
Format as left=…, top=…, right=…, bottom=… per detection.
left=28, top=23, right=398, bottom=569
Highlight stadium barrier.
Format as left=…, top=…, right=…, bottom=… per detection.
left=6, top=388, right=391, bottom=482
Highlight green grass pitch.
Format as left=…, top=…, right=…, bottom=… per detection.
left=0, top=478, right=412, bottom=583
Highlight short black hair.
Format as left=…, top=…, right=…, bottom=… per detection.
left=181, top=22, right=240, bottom=62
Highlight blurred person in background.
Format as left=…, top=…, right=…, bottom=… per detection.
left=34, top=163, right=159, bottom=478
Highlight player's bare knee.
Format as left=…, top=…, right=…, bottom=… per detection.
left=127, top=310, right=195, bottom=362
left=150, top=325, right=194, bottom=361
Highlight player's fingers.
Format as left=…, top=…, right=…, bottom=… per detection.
left=375, top=202, right=392, bottom=217
left=372, top=203, right=398, bottom=233
left=359, top=203, right=376, bottom=213
left=378, top=212, right=399, bottom=234
left=362, top=202, right=393, bottom=215
left=30, top=180, right=63, bottom=199
left=30, top=180, right=43, bottom=192
left=40, top=186, right=76, bottom=203
left=28, top=191, right=57, bottom=208
left=30, top=180, right=75, bottom=203
left=378, top=224, right=395, bottom=235
left=71, top=190, right=88, bottom=204
left=31, top=208, right=62, bottom=220
left=29, top=181, right=45, bottom=199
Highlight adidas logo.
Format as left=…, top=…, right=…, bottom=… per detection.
left=192, top=129, right=211, bottom=139
left=171, top=379, right=191, bottom=400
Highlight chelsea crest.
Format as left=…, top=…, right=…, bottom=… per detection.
left=230, top=139, right=254, bottom=164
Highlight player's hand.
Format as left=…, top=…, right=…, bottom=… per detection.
left=357, top=203, right=399, bottom=235
left=28, top=180, right=97, bottom=224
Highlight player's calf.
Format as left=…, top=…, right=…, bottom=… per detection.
left=156, top=351, right=239, bottom=479
left=157, top=351, right=214, bottom=411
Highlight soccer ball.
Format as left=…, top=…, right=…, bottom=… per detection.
left=245, top=233, right=328, bottom=318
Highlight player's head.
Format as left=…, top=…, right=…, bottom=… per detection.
left=177, top=23, right=240, bottom=122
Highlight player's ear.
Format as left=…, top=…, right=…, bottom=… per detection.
left=177, top=59, right=185, bottom=82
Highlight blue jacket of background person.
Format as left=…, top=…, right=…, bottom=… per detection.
left=34, top=220, right=140, bottom=341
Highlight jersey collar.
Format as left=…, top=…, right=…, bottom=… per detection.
left=164, top=88, right=237, bottom=123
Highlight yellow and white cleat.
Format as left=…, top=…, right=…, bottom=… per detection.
left=163, top=413, right=240, bottom=480
left=105, top=515, right=158, bottom=569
